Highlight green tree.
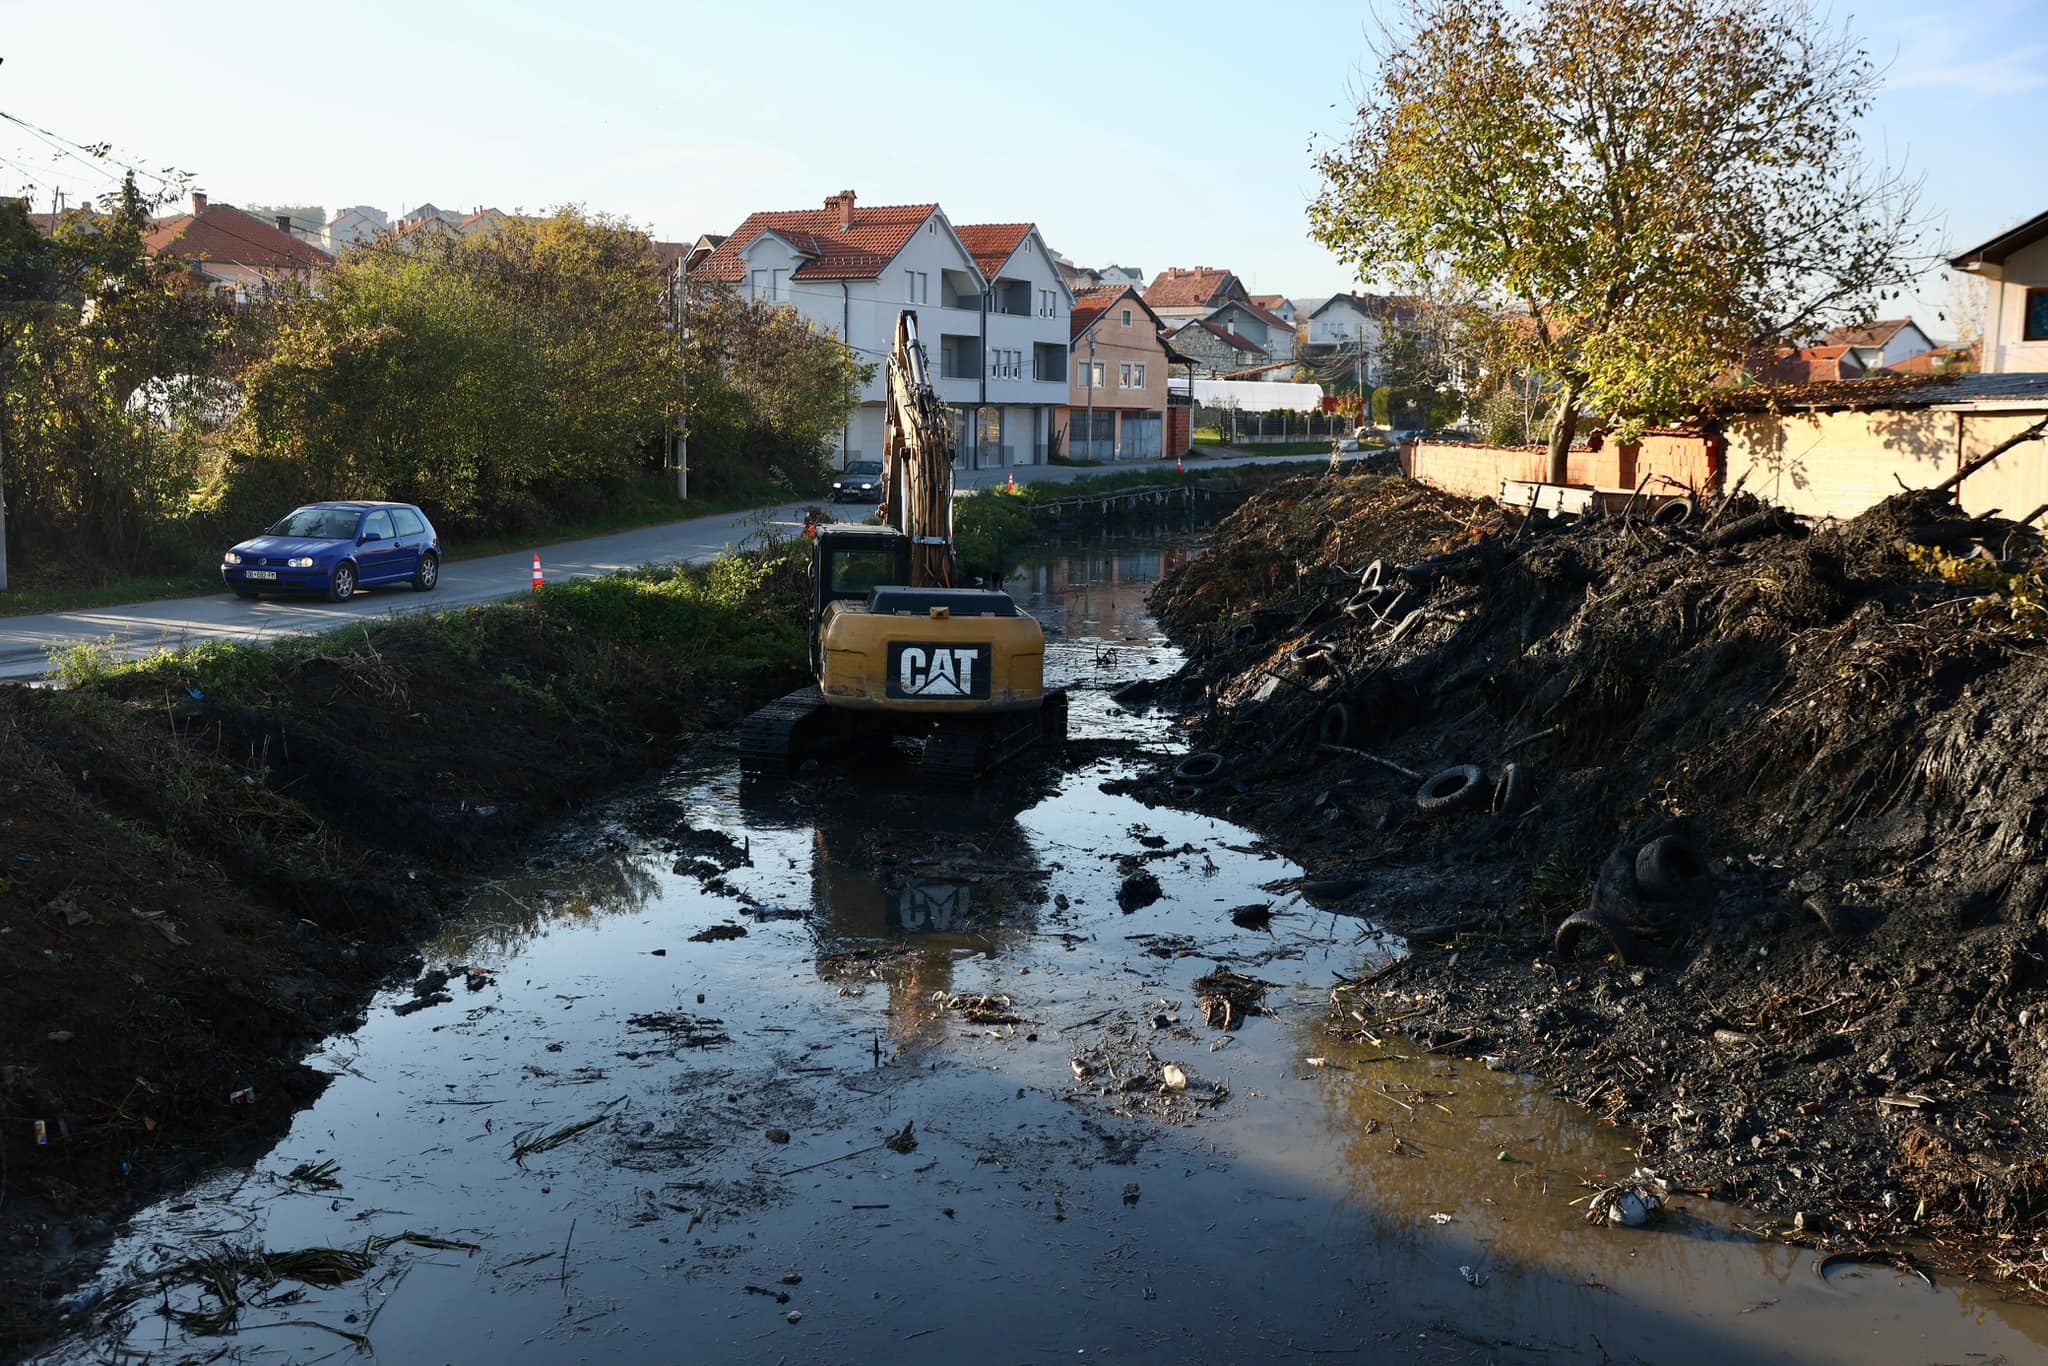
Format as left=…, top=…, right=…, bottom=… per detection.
left=1310, top=0, right=1923, bottom=483
left=682, top=284, right=873, bottom=496
left=2, top=177, right=258, bottom=577
left=243, top=208, right=679, bottom=531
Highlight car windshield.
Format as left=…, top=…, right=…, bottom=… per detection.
left=267, top=507, right=362, bottom=540
left=843, top=462, right=882, bottom=477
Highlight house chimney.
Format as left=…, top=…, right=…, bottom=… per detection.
left=192, top=191, right=207, bottom=215
left=826, top=189, right=856, bottom=231
left=275, top=215, right=293, bottom=234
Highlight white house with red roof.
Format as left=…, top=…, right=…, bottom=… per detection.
left=145, top=192, right=331, bottom=300
left=692, top=191, right=1074, bottom=469
left=1820, top=318, right=1935, bottom=373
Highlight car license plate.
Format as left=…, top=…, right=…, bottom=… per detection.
left=245, top=570, right=277, bottom=580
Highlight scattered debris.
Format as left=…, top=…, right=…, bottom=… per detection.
left=1582, top=1169, right=1671, bottom=1228
left=1117, top=870, right=1164, bottom=913
left=1192, top=968, right=1269, bottom=1031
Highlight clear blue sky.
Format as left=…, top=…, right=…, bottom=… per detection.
left=5, top=0, right=2044, bottom=335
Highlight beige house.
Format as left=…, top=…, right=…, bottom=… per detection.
left=1055, top=286, right=1175, bottom=460
left=1952, top=210, right=2048, bottom=375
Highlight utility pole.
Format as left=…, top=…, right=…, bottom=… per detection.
left=1085, top=332, right=1096, bottom=461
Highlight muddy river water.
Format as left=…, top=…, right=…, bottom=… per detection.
left=40, top=535, right=2048, bottom=1364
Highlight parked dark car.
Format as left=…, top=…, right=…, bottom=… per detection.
left=830, top=460, right=884, bottom=504
left=222, top=501, right=441, bottom=602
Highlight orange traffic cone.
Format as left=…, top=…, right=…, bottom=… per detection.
left=1006, top=472, right=1015, bottom=492
left=1176, top=453, right=1184, bottom=474
left=803, top=510, right=817, bottom=538
left=531, top=553, right=544, bottom=592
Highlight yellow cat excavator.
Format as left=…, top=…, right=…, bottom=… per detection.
left=739, top=310, right=1067, bottom=781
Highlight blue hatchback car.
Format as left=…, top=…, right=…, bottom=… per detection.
left=222, top=501, right=442, bottom=602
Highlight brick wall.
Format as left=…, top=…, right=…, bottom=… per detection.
left=1166, top=406, right=1192, bottom=458
left=1405, top=434, right=1719, bottom=502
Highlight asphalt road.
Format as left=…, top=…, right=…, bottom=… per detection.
left=0, top=449, right=1351, bottom=681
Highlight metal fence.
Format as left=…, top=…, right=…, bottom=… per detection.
left=1194, top=408, right=1353, bottom=444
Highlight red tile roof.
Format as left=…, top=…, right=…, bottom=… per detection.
left=692, top=198, right=939, bottom=283
left=1145, top=267, right=1241, bottom=310
left=1248, top=293, right=1292, bottom=315
left=145, top=203, right=331, bottom=271
left=1822, top=319, right=1922, bottom=350
left=1185, top=319, right=1266, bottom=353
left=1753, top=344, right=1866, bottom=385
left=955, top=223, right=1033, bottom=280
left=1878, top=343, right=1977, bottom=376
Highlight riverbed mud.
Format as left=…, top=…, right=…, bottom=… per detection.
left=1144, top=470, right=2048, bottom=1294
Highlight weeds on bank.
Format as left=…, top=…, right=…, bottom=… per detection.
left=1909, top=544, right=2048, bottom=634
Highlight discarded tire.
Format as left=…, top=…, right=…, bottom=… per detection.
left=1491, top=762, right=1533, bottom=815
left=1634, top=835, right=1708, bottom=901
left=1650, top=497, right=1696, bottom=527
left=1174, top=752, right=1227, bottom=784
left=1318, top=701, right=1358, bottom=747
left=1289, top=641, right=1338, bottom=674
left=1554, top=907, right=1642, bottom=965
left=1415, top=764, right=1486, bottom=814
left=1168, top=783, right=1203, bottom=803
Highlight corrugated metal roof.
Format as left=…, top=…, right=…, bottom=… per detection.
left=1709, top=371, right=2048, bottom=415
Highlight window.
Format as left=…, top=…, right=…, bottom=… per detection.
left=749, top=268, right=786, bottom=302
left=990, top=348, right=1022, bottom=381
left=1121, top=308, right=1132, bottom=328
left=1130, top=362, right=1146, bottom=387
left=361, top=510, right=395, bottom=541
left=905, top=271, right=929, bottom=304
left=1119, top=362, right=1134, bottom=388
left=2027, top=288, right=2048, bottom=343
left=392, top=508, right=425, bottom=536
left=1039, top=289, right=1057, bottom=317
left=1077, top=359, right=1104, bottom=389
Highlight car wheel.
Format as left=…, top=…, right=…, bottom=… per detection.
left=413, top=552, right=440, bottom=592
left=328, top=562, right=358, bottom=602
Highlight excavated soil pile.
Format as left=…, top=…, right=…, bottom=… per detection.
left=1143, top=470, right=2048, bottom=1292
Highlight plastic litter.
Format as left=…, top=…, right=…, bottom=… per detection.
left=34, top=1120, right=47, bottom=1146
left=229, top=1088, right=256, bottom=1105
left=1584, top=1168, right=1671, bottom=1227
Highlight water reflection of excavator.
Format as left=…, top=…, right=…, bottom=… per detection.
left=739, top=310, right=1067, bottom=783
left=806, top=786, right=1048, bottom=1054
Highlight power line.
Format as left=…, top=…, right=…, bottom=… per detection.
left=0, top=110, right=181, bottom=192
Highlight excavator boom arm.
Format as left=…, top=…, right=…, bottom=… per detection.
left=880, top=310, right=958, bottom=589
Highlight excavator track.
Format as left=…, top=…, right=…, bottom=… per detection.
left=919, top=690, right=1069, bottom=785
left=738, top=686, right=830, bottom=775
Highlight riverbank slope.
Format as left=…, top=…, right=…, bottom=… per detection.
left=0, top=548, right=811, bottom=1350
left=1143, top=470, right=2048, bottom=1294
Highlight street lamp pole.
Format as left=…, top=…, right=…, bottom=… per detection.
left=1086, top=332, right=1096, bottom=462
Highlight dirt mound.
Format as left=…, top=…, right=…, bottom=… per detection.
left=1145, top=470, right=2048, bottom=1291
